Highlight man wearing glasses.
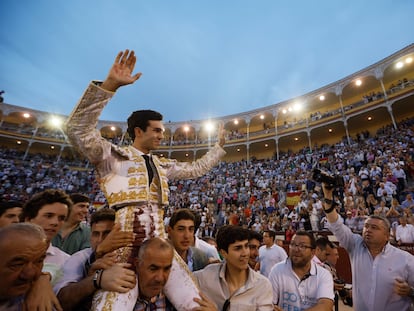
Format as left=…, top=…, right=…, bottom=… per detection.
left=268, top=231, right=334, bottom=311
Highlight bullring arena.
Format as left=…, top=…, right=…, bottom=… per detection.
left=1, top=44, right=414, bottom=310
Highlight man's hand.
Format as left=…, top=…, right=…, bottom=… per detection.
left=88, top=252, right=117, bottom=275
left=218, top=123, right=226, bottom=147
left=394, top=278, right=412, bottom=297
left=321, top=182, right=334, bottom=199
left=101, top=49, right=142, bottom=92
left=100, top=263, right=136, bottom=293
left=192, top=292, right=218, bottom=311
left=23, top=273, right=62, bottom=311
left=95, top=223, right=134, bottom=258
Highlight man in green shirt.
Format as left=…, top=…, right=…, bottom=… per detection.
left=52, top=193, right=91, bottom=254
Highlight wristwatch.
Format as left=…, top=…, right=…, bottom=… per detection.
left=93, top=269, right=103, bottom=289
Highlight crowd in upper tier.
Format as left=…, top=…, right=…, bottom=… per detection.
left=1, top=118, right=413, bottom=241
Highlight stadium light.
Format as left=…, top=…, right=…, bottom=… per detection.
left=260, top=115, right=265, bottom=120
left=319, top=95, right=325, bottom=101
left=204, top=121, right=214, bottom=133
left=110, top=126, right=116, bottom=131
left=23, top=113, right=31, bottom=118
left=406, top=57, right=412, bottom=64
left=234, top=119, right=239, bottom=125
left=293, top=102, right=302, bottom=111
left=49, top=116, right=63, bottom=128
left=396, top=61, right=404, bottom=69
left=355, top=79, right=362, bottom=86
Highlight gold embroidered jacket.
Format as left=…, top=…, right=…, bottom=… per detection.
left=66, top=82, right=226, bottom=208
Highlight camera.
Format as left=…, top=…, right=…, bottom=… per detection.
left=312, top=169, right=344, bottom=189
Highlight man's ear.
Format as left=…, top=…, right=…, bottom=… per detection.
left=134, top=127, right=144, bottom=138
left=219, top=249, right=227, bottom=260
left=167, top=226, right=172, bottom=237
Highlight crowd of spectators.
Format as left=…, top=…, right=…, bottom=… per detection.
left=1, top=117, right=414, bottom=246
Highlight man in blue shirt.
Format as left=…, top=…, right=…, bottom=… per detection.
left=322, top=182, right=414, bottom=311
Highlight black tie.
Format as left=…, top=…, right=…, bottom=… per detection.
left=142, top=155, right=154, bottom=184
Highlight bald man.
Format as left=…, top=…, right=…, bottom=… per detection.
left=0, top=223, right=48, bottom=309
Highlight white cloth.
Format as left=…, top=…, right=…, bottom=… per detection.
left=268, top=259, right=334, bottom=309
left=53, top=248, right=92, bottom=294
left=195, top=237, right=220, bottom=260
left=258, top=244, right=288, bottom=277
left=43, top=243, right=70, bottom=286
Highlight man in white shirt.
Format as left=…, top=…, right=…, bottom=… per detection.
left=22, top=189, right=72, bottom=285
left=194, top=225, right=273, bottom=310
left=256, top=230, right=287, bottom=277
left=312, top=236, right=330, bottom=266
left=269, top=230, right=334, bottom=311
left=322, top=183, right=414, bottom=311
left=55, top=208, right=135, bottom=311
left=396, top=216, right=414, bottom=244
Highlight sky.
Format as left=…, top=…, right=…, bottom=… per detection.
left=0, top=1, right=413, bottom=123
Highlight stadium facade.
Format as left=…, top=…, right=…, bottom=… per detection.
left=1, top=44, right=413, bottom=164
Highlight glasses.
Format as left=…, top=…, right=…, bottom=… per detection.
left=289, top=243, right=313, bottom=251
left=222, top=299, right=230, bottom=311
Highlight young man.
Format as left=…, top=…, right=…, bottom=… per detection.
left=66, top=49, right=226, bottom=310
left=312, top=236, right=330, bottom=266
left=194, top=225, right=273, bottom=310
left=248, top=230, right=263, bottom=269
left=168, top=209, right=209, bottom=272
left=52, top=193, right=91, bottom=254
left=55, top=208, right=135, bottom=311
left=256, top=230, right=287, bottom=277
left=323, top=242, right=352, bottom=310
left=322, top=183, right=414, bottom=311
left=22, top=189, right=72, bottom=285
left=0, top=223, right=48, bottom=310
left=0, top=200, right=23, bottom=228
left=269, top=231, right=334, bottom=311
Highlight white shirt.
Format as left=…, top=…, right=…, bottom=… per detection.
left=396, top=224, right=414, bottom=243
left=269, top=259, right=334, bottom=309
left=44, top=243, right=70, bottom=285
left=258, top=244, right=288, bottom=277
left=328, top=216, right=414, bottom=311
left=54, top=248, right=92, bottom=294
left=195, top=237, right=221, bottom=260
